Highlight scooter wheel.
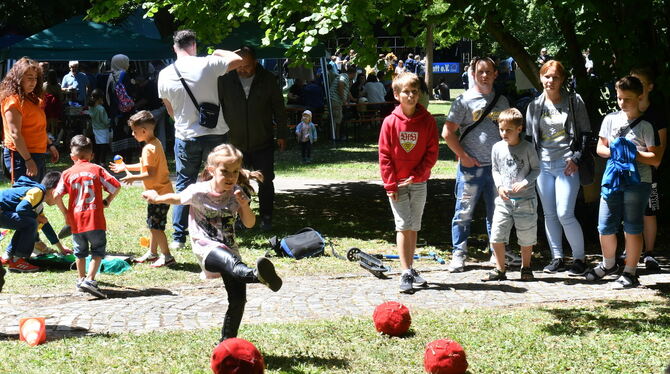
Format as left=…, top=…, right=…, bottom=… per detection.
left=346, top=247, right=361, bottom=262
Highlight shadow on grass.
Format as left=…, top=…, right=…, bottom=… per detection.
left=257, top=179, right=459, bottom=246
left=166, top=262, right=202, bottom=274
left=542, top=300, right=670, bottom=336
left=264, top=353, right=349, bottom=373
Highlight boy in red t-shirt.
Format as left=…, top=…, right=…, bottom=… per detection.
left=55, top=135, right=121, bottom=298
left=378, top=72, right=439, bottom=294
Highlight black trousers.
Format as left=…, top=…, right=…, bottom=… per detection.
left=204, top=247, right=259, bottom=341
left=242, top=146, right=275, bottom=219
left=300, top=141, right=312, bottom=159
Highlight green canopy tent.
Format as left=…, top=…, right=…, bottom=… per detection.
left=0, top=16, right=173, bottom=61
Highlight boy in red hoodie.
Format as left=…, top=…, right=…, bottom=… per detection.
left=379, top=72, right=439, bottom=294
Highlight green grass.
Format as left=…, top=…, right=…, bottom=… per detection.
left=1, top=299, right=668, bottom=373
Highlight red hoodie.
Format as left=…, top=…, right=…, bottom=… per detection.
left=379, top=104, right=439, bottom=192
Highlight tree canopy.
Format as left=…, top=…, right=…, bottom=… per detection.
left=86, top=0, right=669, bottom=123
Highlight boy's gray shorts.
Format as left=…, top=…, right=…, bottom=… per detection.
left=73, top=230, right=107, bottom=259
left=388, top=182, right=427, bottom=231
left=490, top=196, right=537, bottom=246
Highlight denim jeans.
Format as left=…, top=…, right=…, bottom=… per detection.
left=3, top=149, right=47, bottom=182
left=0, top=211, right=37, bottom=258
left=242, top=146, right=275, bottom=219
left=536, top=159, right=585, bottom=260
left=451, top=164, right=497, bottom=255
left=172, top=134, right=227, bottom=243
left=598, top=182, right=651, bottom=235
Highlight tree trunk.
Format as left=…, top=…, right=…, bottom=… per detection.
left=425, top=23, right=434, bottom=91
left=483, top=15, right=541, bottom=90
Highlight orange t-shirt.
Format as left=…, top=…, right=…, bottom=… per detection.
left=1, top=95, right=47, bottom=153
left=141, top=138, right=174, bottom=195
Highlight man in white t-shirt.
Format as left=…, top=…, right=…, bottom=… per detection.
left=158, top=29, right=243, bottom=249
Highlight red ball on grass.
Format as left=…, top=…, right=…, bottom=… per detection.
left=211, top=338, right=265, bottom=374
left=424, top=339, right=468, bottom=374
left=372, top=301, right=411, bottom=336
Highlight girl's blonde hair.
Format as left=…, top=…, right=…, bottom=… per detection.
left=200, top=143, right=264, bottom=193
left=0, top=57, right=43, bottom=105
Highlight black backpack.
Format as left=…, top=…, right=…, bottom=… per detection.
left=268, top=227, right=326, bottom=260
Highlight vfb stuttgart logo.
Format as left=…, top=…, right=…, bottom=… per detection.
left=400, top=131, right=418, bottom=152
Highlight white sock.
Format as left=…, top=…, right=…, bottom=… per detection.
left=623, top=265, right=636, bottom=275
left=602, top=257, right=616, bottom=270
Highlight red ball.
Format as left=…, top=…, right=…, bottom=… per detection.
left=211, top=338, right=265, bottom=374
left=424, top=339, right=468, bottom=374
left=372, top=301, right=411, bottom=336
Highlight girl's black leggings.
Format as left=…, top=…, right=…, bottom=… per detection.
left=204, top=246, right=259, bottom=341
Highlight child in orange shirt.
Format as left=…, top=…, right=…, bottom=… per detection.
left=110, top=110, right=175, bottom=267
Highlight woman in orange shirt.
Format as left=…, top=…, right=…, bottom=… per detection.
left=0, top=57, right=59, bottom=182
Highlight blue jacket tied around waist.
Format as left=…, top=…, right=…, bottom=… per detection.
left=601, top=137, right=640, bottom=199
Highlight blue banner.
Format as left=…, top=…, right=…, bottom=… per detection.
left=432, top=62, right=460, bottom=73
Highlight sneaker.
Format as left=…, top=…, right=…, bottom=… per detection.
left=643, top=254, right=661, bottom=272
left=447, top=252, right=466, bottom=273
left=135, top=251, right=159, bottom=263
left=585, top=263, right=619, bottom=281
left=481, top=268, right=507, bottom=281
left=543, top=258, right=565, bottom=274
left=151, top=255, right=176, bottom=268
left=8, top=258, right=40, bottom=273
left=399, top=272, right=414, bottom=294
left=612, top=272, right=640, bottom=289
left=0, top=256, right=10, bottom=267
left=505, top=251, right=522, bottom=267
left=567, top=259, right=588, bottom=276
left=79, top=279, right=106, bottom=298
left=255, top=257, right=282, bottom=292
left=520, top=267, right=534, bottom=281
left=410, top=268, right=428, bottom=287
left=168, top=241, right=185, bottom=250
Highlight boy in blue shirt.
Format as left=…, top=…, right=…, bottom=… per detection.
left=0, top=172, right=64, bottom=273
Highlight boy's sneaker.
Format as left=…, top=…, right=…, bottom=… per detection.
left=8, top=258, right=40, bottom=273
left=168, top=241, right=185, bottom=250
left=481, top=268, right=507, bottom=282
left=255, top=257, right=282, bottom=292
left=447, top=252, right=466, bottom=273
left=585, top=263, right=619, bottom=281
left=151, top=255, right=176, bottom=268
left=642, top=254, right=661, bottom=272
left=612, top=272, right=640, bottom=289
left=79, top=279, right=107, bottom=298
left=135, top=251, right=159, bottom=263
left=543, top=258, right=565, bottom=274
left=520, top=267, right=534, bottom=281
left=399, top=272, right=414, bottom=294
left=410, top=268, right=428, bottom=287
left=567, top=259, right=588, bottom=276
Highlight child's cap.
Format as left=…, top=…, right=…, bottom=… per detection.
left=302, top=110, right=312, bottom=117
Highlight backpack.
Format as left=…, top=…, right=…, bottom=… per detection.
left=114, top=71, right=134, bottom=113
left=268, top=227, right=326, bottom=259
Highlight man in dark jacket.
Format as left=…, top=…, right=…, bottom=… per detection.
left=218, top=46, right=288, bottom=231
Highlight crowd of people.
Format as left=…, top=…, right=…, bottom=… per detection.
left=0, top=29, right=664, bottom=347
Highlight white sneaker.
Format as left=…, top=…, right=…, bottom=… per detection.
left=447, top=252, right=466, bottom=273
left=168, top=241, right=185, bottom=250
